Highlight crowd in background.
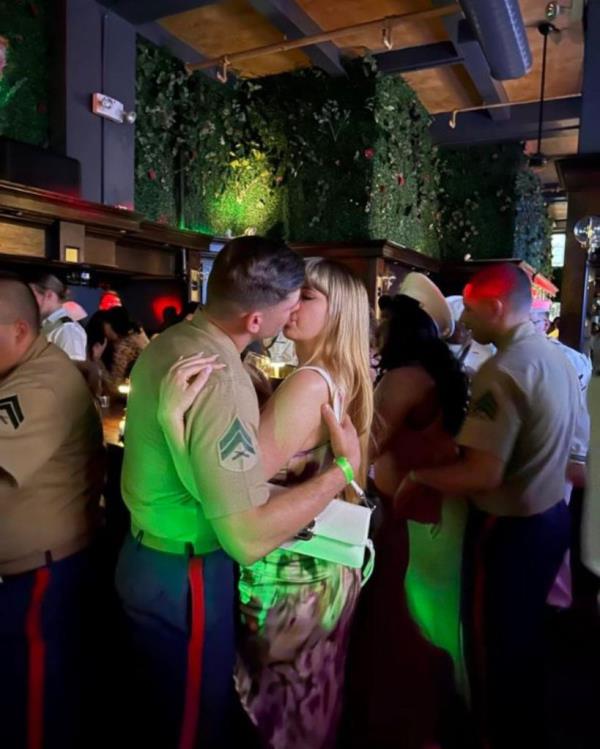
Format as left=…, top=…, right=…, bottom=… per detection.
left=0, top=239, right=598, bottom=749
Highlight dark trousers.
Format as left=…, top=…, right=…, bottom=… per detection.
left=115, top=534, right=237, bottom=749
left=463, top=501, right=570, bottom=749
left=0, top=547, right=97, bottom=749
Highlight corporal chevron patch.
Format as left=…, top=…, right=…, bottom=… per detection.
left=218, top=417, right=257, bottom=472
left=0, top=394, right=24, bottom=430
left=469, top=390, right=498, bottom=422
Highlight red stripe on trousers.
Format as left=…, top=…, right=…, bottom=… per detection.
left=179, top=557, right=206, bottom=749
left=25, top=566, right=51, bottom=749
left=473, top=516, right=496, bottom=749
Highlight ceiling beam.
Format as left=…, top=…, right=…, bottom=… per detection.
left=137, top=21, right=216, bottom=77
left=433, top=2, right=510, bottom=122
left=247, top=0, right=346, bottom=77
left=98, top=1, right=217, bottom=26
left=374, top=41, right=461, bottom=74
left=430, top=96, right=582, bottom=147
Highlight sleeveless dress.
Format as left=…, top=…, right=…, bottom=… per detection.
left=234, top=366, right=362, bottom=749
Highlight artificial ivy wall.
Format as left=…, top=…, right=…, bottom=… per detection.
left=136, top=41, right=441, bottom=256
left=135, top=39, right=550, bottom=270
left=0, top=0, right=49, bottom=145
left=439, top=144, right=552, bottom=274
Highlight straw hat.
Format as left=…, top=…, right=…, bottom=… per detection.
left=398, top=273, right=454, bottom=339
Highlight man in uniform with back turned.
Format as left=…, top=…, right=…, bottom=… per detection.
left=0, top=274, right=104, bottom=749
left=398, top=264, right=579, bottom=749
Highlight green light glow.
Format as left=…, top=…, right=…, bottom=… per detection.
left=404, top=501, right=470, bottom=701
left=202, top=150, right=281, bottom=237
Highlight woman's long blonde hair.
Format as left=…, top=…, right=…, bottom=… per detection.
left=302, top=257, right=374, bottom=488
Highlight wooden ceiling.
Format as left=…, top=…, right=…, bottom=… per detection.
left=157, top=0, right=585, bottom=202
left=160, top=0, right=584, bottom=112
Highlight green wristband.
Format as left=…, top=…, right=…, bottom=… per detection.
left=335, top=456, right=355, bottom=485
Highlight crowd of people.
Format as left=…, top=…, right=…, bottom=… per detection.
left=0, top=236, right=597, bottom=749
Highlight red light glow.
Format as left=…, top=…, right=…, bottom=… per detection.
left=99, top=291, right=122, bottom=311
left=152, top=295, right=183, bottom=322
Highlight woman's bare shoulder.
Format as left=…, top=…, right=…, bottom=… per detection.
left=272, top=367, right=331, bottom=405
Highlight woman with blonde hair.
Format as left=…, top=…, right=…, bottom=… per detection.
left=159, top=257, right=373, bottom=749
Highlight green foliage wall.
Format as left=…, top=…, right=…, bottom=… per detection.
left=135, top=41, right=441, bottom=256
left=0, top=0, right=49, bottom=145
left=135, top=39, right=551, bottom=270
left=438, top=144, right=552, bottom=274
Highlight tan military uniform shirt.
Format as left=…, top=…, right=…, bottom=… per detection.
left=121, top=312, right=269, bottom=553
left=457, top=322, right=579, bottom=517
left=0, top=336, right=104, bottom=575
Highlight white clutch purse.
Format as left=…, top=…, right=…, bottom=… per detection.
left=281, top=492, right=375, bottom=584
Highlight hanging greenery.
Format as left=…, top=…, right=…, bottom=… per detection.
left=0, top=0, right=49, bottom=145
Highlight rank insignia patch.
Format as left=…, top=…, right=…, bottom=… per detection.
left=469, top=390, right=498, bottom=421
left=218, top=417, right=257, bottom=472
left=0, top=395, right=24, bottom=430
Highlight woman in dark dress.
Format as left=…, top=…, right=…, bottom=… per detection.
left=343, top=277, right=470, bottom=749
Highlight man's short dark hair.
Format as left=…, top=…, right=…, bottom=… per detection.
left=0, top=273, right=41, bottom=330
left=206, top=236, right=305, bottom=314
left=464, top=264, right=532, bottom=313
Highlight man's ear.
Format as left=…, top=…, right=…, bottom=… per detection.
left=242, top=310, right=263, bottom=336
left=488, top=298, right=504, bottom=320
left=14, top=319, right=31, bottom=344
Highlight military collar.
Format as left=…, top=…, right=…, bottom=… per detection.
left=496, top=321, right=536, bottom=351
left=189, top=311, right=242, bottom=360
left=1, top=335, right=50, bottom=385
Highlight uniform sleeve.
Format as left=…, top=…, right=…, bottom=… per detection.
left=50, top=323, right=87, bottom=361
left=571, top=388, right=591, bottom=462
left=0, top=385, right=70, bottom=487
left=185, top=376, right=269, bottom=519
left=457, top=364, right=522, bottom=464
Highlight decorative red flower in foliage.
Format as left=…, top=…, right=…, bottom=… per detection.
left=157, top=214, right=168, bottom=225
left=378, top=184, right=386, bottom=193
left=36, top=101, right=47, bottom=114
left=28, top=2, right=39, bottom=17
left=363, top=148, right=375, bottom=160
left=396, top=173, right=405, bottom=186
left=148, top=169, right=157, bottom=181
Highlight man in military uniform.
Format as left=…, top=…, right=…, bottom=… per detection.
left=0, top=275, right=104, bottom=748
left=117, top=237, right=361, bottom=748
left=30, top=273, right=87, bottom=361
left=398, top=265, right=579, bottom=749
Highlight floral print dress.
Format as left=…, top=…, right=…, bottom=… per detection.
left=235, top=367, right=362, bottom=749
